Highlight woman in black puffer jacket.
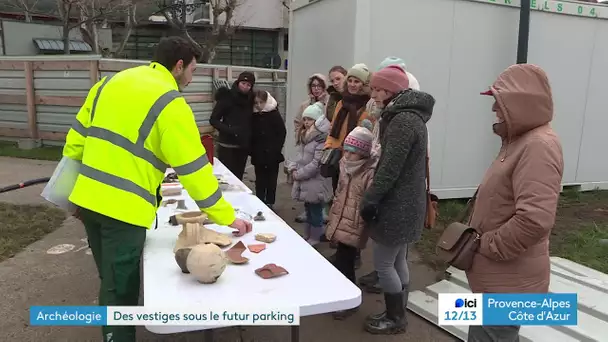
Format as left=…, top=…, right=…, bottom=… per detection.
left=210, top=72, right=255, bottom=180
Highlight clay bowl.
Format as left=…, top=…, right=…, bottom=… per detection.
left=175, top=211, right=208, bottom=224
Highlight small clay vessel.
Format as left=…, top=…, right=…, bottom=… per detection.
left=254, top=211, right=266, bottom=221
left=175, top=248, right=192, bottom=273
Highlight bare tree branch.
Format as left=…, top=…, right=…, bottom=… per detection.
left=200, top=0, right=244, bottom=63
left=114, top=1, right=139, bottom=57
left=2, top=0, right=44, bottom=22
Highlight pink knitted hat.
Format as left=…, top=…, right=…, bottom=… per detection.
left=343, top=126, right=373, bottom=157
left=370, top=65, right=410, bottom=93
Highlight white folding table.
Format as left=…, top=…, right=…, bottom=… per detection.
left=143, top=158, right=361, bottom=341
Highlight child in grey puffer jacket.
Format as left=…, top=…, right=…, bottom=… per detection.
left=287, top=102, right=333, bottom=246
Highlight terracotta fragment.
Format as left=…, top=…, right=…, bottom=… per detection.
left=255, top=233, right=276, bottom=243
left=162, top=199, right=178, bottom=207
left=173, top=212, right=232, bottom=252
left=247, top=244, right=266, bottom=253
left=161, top=187, right=182, bottom=196
left=255, top=263, right=288, bottom=279
left=225, top=241, right=249, bottom=264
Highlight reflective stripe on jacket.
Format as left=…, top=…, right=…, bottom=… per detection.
left=63, top=62, right=235, bottom=228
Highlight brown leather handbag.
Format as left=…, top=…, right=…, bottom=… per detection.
left=435, top=189, right=481, bottom=271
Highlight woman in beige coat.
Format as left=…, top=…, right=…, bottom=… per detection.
left=466, top=64, right=564, bottom=342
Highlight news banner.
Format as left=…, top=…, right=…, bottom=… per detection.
left=30, top=306, right=300, bottom=326
left=29, top=293, right=577, bottom=327
left=438, top=293, right=577, bottom=326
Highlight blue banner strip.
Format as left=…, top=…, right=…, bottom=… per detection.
left=30, top=306, right=107, bottom=326
left=482, top=293, right=578, bottom=326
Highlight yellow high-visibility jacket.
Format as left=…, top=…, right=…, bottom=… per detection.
left=63, top=62, right=236, bottom=228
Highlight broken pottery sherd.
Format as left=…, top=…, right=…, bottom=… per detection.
left=247, top=244, right=266, bottom=254
left=255, top=263, right=288, bottom=279
left=174, top=248, right=192, bottom=273
left=253, top=211, right=266, bottom=221
left=161, top=187, right=182, bottom=197
left=255, top=233, right=276, bottom=243
left=173, top=213, right=232, bottom=253
left=162, top=199, right=178, bottom=207
left=186, top=243, right=227, bottom=284
left=225, top=241, right=249, bottom=264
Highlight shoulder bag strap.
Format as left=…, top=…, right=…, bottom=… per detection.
left=456, top=188, right=479, bottom=224
left=425, top=148, right=431, bottom=194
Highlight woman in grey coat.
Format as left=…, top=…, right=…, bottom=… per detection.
left=360, top=66, right=435, bottom=335
left=287, top=102, right=333, bottom=245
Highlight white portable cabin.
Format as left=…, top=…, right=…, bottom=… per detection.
left=286, top=0, right=608, bottom=199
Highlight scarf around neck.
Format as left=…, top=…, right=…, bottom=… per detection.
left=330, top=92, right=370, bottom=139
left=343, top=158, right=367, bottom=175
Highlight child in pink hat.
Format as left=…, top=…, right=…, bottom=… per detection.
left=326, top=125, right=376, bottom=320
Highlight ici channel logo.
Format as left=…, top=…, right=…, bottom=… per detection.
left=455, top=298, right=477, bottom=308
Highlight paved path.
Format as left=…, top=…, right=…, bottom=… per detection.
left=0, top=157, right=455, bottom=342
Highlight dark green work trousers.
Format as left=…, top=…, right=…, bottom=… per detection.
left=80, top=207, right=147, bottom=342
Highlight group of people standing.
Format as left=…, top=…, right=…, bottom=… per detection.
left=209, top=55, right=566, bottom=341
left=286, top=58, right=433, bottom=335
left=209, top=58, right=431, bottom=334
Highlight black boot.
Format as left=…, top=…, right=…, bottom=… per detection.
left=366, top=284, right=408, bottom=323
left=364, top=292, right=407, bottom=335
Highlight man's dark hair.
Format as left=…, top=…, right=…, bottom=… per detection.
left=152, top=36, right=202, bottom=71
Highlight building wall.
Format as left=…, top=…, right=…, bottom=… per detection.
left=286, top=0, right=356, bottom=158
left=0, top=20, right=112, bottom=56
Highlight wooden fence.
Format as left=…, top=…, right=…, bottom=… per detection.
left=0, top=56, right=288, bottom=145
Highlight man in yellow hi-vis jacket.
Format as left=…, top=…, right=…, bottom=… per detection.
left=63, top=36, right=252, bottom=342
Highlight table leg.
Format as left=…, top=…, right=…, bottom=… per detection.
left=290, top=325, right=300, bottom=342
left=204, top=329, right=214, bottom=342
